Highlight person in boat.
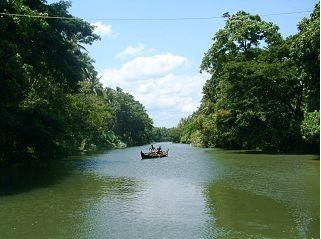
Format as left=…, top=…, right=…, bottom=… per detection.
left=157, top=146, right=162, bottom=154
left=149, top=144, right=155, bottom=152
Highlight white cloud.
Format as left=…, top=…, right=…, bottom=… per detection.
left=100, top=53, right=187, bottom=83
left=91, top=22, right=116, bottom=38
left=116, top=43, right=145, bottom=59
left=99, top=53, right=209, bottom=127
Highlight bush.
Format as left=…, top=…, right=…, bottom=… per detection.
left=301, top=111, right=320, bottom=152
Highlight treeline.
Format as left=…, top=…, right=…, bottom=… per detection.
left=0, top=0, right=153, bottom=165
left=171, top=3, right=320, bottom=152
left=152, top=127, right=178, bottom=142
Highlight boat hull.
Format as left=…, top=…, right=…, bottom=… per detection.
left=141, top=150, right=169, bottom=159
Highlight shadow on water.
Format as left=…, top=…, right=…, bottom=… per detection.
left=0, top=160, right=73, bottom=196
left=0, top=156, right=141, bottom=197
left=0, top=147, right=114, bottom=196
left=0, top=157, right=142, bottom=239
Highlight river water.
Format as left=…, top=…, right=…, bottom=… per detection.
left=0, top=143, right=319, bottom=238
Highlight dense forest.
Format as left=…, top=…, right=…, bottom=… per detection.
left=170, top=3, right=320, bottom=153
left=0, top=0, right=153, bottom=165
left=0, top=1, right=319, bottom=166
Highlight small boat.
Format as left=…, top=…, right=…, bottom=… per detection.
left=141, top=149, right=169, bottom=159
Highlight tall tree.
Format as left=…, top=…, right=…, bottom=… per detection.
left=111, top=88, right=154, bottom=146
left=200, top=11, right=282, bottom=103
left=172, top=7, right=319, bottom=153
left=290, top=2, right=320, bottom=111
left=195, top=11, right=303, bottom=151
left=290, top=2, right=320, bottom=152
left=0, top=0, right=99, bottom=163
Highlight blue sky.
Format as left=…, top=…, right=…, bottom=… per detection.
left=49, top=0, right=317, bottom=127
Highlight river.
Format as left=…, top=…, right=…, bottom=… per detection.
left=0, top=143, right=319, bottom=238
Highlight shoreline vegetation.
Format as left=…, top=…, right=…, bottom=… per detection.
left=164, top=4, right=320, bottom=154
left=0, top=1, right=154, bottom=165
left=0, top=1, right=319, bottom=166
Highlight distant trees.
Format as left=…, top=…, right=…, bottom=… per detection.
left=64, top=84, right=153, bottom=153
left=152, top=127, right=173, bottom=142
left=173, top=3, right=320, bottom=152
left=0, top=0, right=153, bottom=164
left=110, top=87, right=153, bottom=146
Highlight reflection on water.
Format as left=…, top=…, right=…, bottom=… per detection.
left=203, top=149, right=320, bottom=238
left=204, top=183, right=295, bottom=238
left=0, top=143, right=319, bottom=239
left=0, top=161, right=141, bottom=239
left=0, top=162, right=70, bottom=195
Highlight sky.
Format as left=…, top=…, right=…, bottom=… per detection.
left=49, top=0, right=317, bottom=127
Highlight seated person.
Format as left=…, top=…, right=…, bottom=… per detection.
left=149, top=144, right=155, bottom=151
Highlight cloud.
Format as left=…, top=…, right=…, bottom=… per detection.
left=101, top=53, right=187, bottom=83
left=91, top=22, right=116, bottom=38
left=99, top=53, right=208, bottom=127
left=116, top=43, right=145, bottom=59
left=132, top=73, right=208, bottom=112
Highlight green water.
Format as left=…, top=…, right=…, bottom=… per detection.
left=0, top=143, right=319, bottom=238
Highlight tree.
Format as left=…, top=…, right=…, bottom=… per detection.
left=0, top=0, right=99, bottom=163
left=176, top=11, right=308, bottom=151
left=290, top=2, right=320, bottom=111
left=171, top=8, right=319, bottom=153
left=301, top=111, right=320, bottom=152
left=200, top=11, right=282, bottom=104
left=0, top=1, right=157, bottom=165
left=152, top=127, right=173, bottom=142
left=64, top=91, right=117, bottom=153
left=290, top=2, right=320, bottom=152
left=109, top=88, right=154, bottom=146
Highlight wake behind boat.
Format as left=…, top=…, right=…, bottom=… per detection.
left=141, top=145, right=169, bottom=159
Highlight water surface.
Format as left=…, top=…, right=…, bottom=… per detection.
left=0, top=143, right=319, bottom=238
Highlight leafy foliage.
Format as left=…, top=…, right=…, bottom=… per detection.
left=152, top=127, right=173, bottom=142
left=301, top=111, right=320, bottom=152
left=108, top=87, right=153, bottom=146
left=290, top=2, right=320, bottom=111
left=174, top=6, right=320, bottom=153
left=0, top=0, right=154, bottom=164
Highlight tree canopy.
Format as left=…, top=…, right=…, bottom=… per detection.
left=0, top=0, right=154, bottom=164
left=1, top=1, right=319, bottom=164
left=172, top=4, right=320, bottom=153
